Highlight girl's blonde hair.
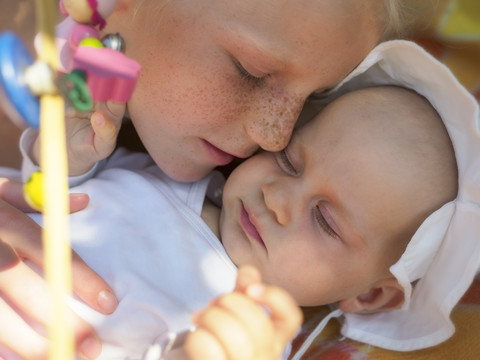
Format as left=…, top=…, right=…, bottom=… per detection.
left=380, top=0, right=438, bottom=40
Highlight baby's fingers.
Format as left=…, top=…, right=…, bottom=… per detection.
left=91, top=111, right=118, bottom=150
left=235, top=266, right=302, bottom=345
left=184, top=327, right=228, bottom=360
left=95, top=101, right=125, bottom=128
left=234, top=265, right=262, bottom=293
left=246, top=283, right=303, bottom=347
left=90, top=102, right=125, bottom=158
left=191, top=301, right=259, bottom=360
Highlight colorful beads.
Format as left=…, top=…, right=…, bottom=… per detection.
left=24, top=171, right=44, bottom=211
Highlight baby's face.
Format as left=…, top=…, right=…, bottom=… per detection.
left=103, top=0, right=380, bottom=181
left=220, top=92, right=419, bottom=306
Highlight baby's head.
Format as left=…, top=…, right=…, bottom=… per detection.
left=220, top=85, right=457, bottom=312
left=56, top=0, right=429, bottom=182
left=292, top=39, right=480, bottom=352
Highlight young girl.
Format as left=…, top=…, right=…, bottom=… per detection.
left=0, top=1, right=430, bottom=358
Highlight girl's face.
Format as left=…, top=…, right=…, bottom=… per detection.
left=105, top=0, right=380, bottom=181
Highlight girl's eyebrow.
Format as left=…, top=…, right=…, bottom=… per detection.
left=227, top=29, right=287, bottom=69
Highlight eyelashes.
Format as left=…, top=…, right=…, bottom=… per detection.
left=277, top=150, right=298, bottom=176
left=232, top=58, right=266, bottom=85
left=315, top=205, right=339, bottom=239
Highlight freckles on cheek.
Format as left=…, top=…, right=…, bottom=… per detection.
left=185, top=73, right=251, bottom=129
left=132, top=68, right=164, bottom=110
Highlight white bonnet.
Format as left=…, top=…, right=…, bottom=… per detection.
left=319, top=40, right=480, bottom=351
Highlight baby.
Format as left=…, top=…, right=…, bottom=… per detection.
left=219, top=85, right=457, bottom=310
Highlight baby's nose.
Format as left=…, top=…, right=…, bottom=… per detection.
left=262, top=181, right=291, bottom=226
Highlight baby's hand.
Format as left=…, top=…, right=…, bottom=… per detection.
left=31, top=101, right=126, bottom=176
left=64, top=101, right=126, bottom=176
left=184, top=266, right=302, bottom=360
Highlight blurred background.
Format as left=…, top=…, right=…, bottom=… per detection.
left=0, top=0, right=36, bottom=168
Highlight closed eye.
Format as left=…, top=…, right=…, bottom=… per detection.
left=276, top=150, right=297, bottom=175
left=232, top=58, right=266, bottom=85
left=315, top=204, right=339, bottom=239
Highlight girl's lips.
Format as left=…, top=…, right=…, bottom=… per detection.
left=240, top=203, right=266, bottom=249
left=202, top=140, right=235, bottom=165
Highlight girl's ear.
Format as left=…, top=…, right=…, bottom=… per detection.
left=338, top=277, right=405, bottom=314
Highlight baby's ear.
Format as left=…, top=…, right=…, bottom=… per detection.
left=338, top=278, right=404, bottom=314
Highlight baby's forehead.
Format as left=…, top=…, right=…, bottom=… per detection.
left=308, top=88, right=452, bottom=178
left=315, top=86, right=437, bottom=129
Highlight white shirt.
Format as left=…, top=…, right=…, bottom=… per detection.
left=8, top=147, right=237, bottom=359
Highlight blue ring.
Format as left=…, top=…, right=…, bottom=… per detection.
left=0, top=31, right=40, bottom=128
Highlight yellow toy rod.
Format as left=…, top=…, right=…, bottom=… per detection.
left=35, top=1, right=74, bottom=359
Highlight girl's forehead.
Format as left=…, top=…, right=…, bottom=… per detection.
left=210, top=0, right=372, bottom=30
left=210, top=0, right=367, bottom=15
left=208, top=0, right=380, bottom=82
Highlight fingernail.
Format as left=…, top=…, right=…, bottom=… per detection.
left=93, top=112, right=105, bottom=126
left=97, top=290, right=118, bottom=314
left=70, top=193, right=87, bottom=198
left=79, top=335, right=102, bottom=360
left=246, top=284, right=264, bottom=299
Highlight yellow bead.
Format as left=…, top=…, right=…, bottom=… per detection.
left=79, top=37, right=103, bottom=48
left=24, top=171, right=44, bottom=211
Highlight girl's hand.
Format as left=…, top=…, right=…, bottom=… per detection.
left=0, top=178, right=118, bottom=359
left=183, top=266, right=303, bottom=360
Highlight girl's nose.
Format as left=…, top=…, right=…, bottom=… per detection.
left=262, top=181, right=291, bottom=226
left=246, top=93, right=304, bottom=152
